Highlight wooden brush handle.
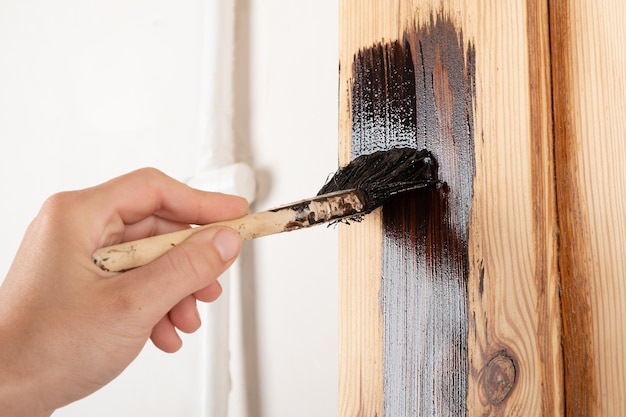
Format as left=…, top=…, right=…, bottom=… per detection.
left=92, top=190, right=364, bottom=272
left=92, top=210, right=291, bottom=272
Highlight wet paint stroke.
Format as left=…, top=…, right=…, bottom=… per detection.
left=350, top=15, right=476, bottom=416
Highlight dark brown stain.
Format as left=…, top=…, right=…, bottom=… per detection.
left=548, top=1, right=597, bottom=415
left=349, top=14, right=475, bottom=416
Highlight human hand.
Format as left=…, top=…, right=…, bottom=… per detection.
left=0, top=168, right=248, bottom=417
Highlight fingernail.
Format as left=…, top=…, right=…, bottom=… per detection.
left=213, top=229, right=242, bottom=262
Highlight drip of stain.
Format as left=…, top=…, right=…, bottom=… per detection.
left=349, top=14, right=476, bottom=416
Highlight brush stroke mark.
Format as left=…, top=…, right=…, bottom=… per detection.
left=350, top=14, right=475, bottom=416
left=549, top=1, right=597, bottom=415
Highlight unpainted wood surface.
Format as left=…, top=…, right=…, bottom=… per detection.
left=550, top=0, right=626, bottom=415
left=339, top=1, right=563, bottom=416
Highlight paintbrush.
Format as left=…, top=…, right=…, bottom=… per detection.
left=92, top=148, right=437, bottom=272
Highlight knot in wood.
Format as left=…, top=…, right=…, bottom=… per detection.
left=481, top=351, right=516, bottom=405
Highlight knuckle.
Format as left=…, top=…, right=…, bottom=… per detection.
left=38, top=191, right=82, bottom=230
left=41, top=191, right=76, bottom=215
left=134, top=167, right=167, bottom=183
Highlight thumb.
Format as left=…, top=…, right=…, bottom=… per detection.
left=118, top=226, right=242, bottom=321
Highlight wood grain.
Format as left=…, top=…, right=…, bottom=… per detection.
left=468, top=0, right=563, bottom=414
left=338, top=214, right=384, bottom=417
left=339, top=1, right=563, bottom=415
left=550, top=0, right=626, bottom=415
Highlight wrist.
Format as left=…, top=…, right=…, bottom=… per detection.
left=0, top=383, right=53, bottom=417
left=0, top=318, right=54, bottom=417
left=0, top=356, right=55, bottom=417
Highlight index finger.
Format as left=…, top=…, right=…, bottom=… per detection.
left=87, top=167, right=249, bottom=231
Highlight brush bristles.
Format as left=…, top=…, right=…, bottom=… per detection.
left=317, top=148, right=437, bottom=213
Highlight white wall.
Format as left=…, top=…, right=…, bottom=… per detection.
left=239, top=1, right=339, bottom=415
left=0, top=1, right=338, bottom=416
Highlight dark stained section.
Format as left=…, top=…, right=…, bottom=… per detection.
left=349, top=15, right=476, bottom=416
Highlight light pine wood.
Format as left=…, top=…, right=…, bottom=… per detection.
left=339, top=1, right=563, bottom=415
left=338, top=213, right=383, bottom=417
left=468, top=0, right=563, bottom=413
left=550, top=0, right=626, bottom=415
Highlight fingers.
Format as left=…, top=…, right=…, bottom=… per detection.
left=151, top=295, right=200, bottom=353
left=79, top=169, right=246, bottom=354
left=194, top=281, right=222, bottom=302
left=85, top=168, right=249, bottom=249
left=120, top=216, right=190, bottom=243
left=140, top=227, right=238, bottom=353
left=168, top=295, right=201, bottom=334
left=117, top=226, right=242, bottom=323
left=151, top=315, right=182, bottom=353
left=150, top=284, right=221, bottom=353
left=91, top=168, right=249, bottom=228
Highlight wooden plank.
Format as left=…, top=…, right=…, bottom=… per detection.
left=338, top=1, right=563, bottom=415
left=550, top=0, right=626, bottom=415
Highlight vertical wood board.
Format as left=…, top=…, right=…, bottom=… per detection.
left=550, top=0, right=626, bottom=415
left=339, top=1, right=563, bottom=415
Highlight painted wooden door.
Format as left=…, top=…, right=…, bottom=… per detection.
left=338, top=1, right=626, bottom=416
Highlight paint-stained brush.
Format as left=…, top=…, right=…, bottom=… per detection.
left=92, top=148, right=437, bottom=272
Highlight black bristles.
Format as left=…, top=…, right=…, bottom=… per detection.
left=317, top=148, right=438, bottom=214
